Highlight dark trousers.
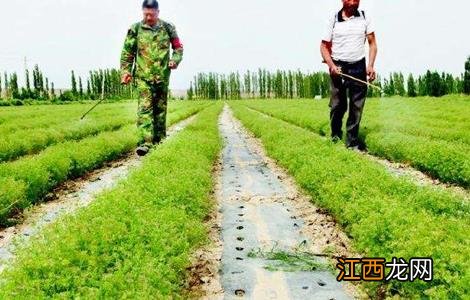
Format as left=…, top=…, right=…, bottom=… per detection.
left=329, top=58, right=368, bottom=147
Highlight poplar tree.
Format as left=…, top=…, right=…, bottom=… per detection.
left=51, top=82, right=56, bottom=99
left=9, top=73, right=20, bottom=99
left=79, top=77, right=84, bottom=98
left=464, top=56, right=470, bottom=95
left=71, top=70, right=77, bottom=95
left=45, top=78, right=50, bottom=100
left=3, top=72, right=8, bottom=98
left=407, top=74, right=417, bottom=97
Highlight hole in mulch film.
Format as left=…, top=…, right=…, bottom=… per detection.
left=232, top=271, right=244, bottom=275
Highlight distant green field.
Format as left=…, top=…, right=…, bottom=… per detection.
left=239, top=96, right=470, bottom=188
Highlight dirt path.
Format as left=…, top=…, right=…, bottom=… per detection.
left=199, top=106, right=360, bottom=299
left=363, top=154, right=469, bottom=200
left=0, top=115, right=196, bottom=273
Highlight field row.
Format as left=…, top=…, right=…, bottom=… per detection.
left=0, top=103, right=223, bottom=298
left=0, top=102, right=213, bottom=226
left=0, top=100, right=189, bottom=127
left=0, top=102, right=133, bottom=133
left=230, top=103, right=469, bottom=299
left=239, top=98, right=470, bottom=188
left=0, top=101, right=211, bottom=163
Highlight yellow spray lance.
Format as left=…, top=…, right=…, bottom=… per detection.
left=322, top=61, right=383, bottom=93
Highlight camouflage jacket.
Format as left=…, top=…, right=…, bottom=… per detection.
left=120, top=19, right=184, bottom=84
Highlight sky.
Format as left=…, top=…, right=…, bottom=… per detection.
left=0, top=0, right=468, bottom=90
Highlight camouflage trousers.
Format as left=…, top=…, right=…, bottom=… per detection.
left=135, top=79, right=168, bottom=146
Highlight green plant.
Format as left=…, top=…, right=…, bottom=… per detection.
left=240, top=97, right=470, bottom=187
left=0, top=103, right=223, bottom=298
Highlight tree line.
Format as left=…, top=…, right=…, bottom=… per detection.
left=0, top=65, right=55, bottom=102
left=0, top=65, right=135, bottom=103
left=64, top=69, right=134, bottom=101
left=187, top=70, right=332, bottom=100
left=382, top=71, right=466, bottom=98
left=1, top=57, right=469, bottom=103
left=188, top=56, right=470, bottom=100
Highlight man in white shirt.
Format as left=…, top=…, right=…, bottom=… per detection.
left=320, top=0, right=377, bottom=150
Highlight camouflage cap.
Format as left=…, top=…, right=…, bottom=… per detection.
left=142, top=0, right=158, bottom=9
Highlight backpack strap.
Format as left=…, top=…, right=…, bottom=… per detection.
left=333, top=11, right=339, bottom=29
left=161, top=21, right=173, bottom=39
left=333, top=10, right=366, bottom=34
left=131, top=22, right=141, bottom=78
left=360, top=11, right=367, bottom=42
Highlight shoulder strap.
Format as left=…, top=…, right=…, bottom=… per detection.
left=361, top=11, right=367, bottom=41
left=131, top=22, right=141, bottom=52
left=136, top=22, right=141, bottom=36
left=333, top=13, right=338, bottom=29
left=162, top=21, right=172, bottom=38
left=133, top=23, right=141, bottom=78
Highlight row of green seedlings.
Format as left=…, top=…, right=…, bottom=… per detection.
left=236, top=98, right=469, bottom=139
left=360, top=97, right=470, bottom=145
left=0, top=110, right=135, bottom=163
left=0, top=100, right=192, bottom=132
left=239, top=97, right=470, bottom=145
left=0, top=101, right=209, bottom=163
left=0, top=100, right=204, bottom=163
left=0, top=103, right=223, bottom=298
left=0, top=103, right=213, bottom=226
left=230, top=103, right=469, bottom=299
left=0, top=103, right=134, bottom=135
left=239, top=99, right=470, bottom=188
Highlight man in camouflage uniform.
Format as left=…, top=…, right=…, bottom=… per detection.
left=121, top=0, right=183, bottom=156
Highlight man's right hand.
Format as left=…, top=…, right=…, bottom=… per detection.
left=121, top=73, right=132, bottom=85
left=329, top=64, right=342, bottom=76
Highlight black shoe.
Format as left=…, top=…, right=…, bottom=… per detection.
left=346, top=139, right=360, bottom=150
left=331, top=136, right=342, bottom=144
left=347, top=145, right=360, bottom=151
left=357, top=141, right=368, bottom=151
left=136, top=146, right=150, bottom=156
left=347, top=140, right=367, bottom=151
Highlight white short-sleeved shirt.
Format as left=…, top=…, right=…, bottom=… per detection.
left=323, top=10, right=375, bottom=63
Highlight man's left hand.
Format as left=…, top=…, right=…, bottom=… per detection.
left=168, top=61, right=177, bottom=70
left=367, top=66, right=376, bottom=82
